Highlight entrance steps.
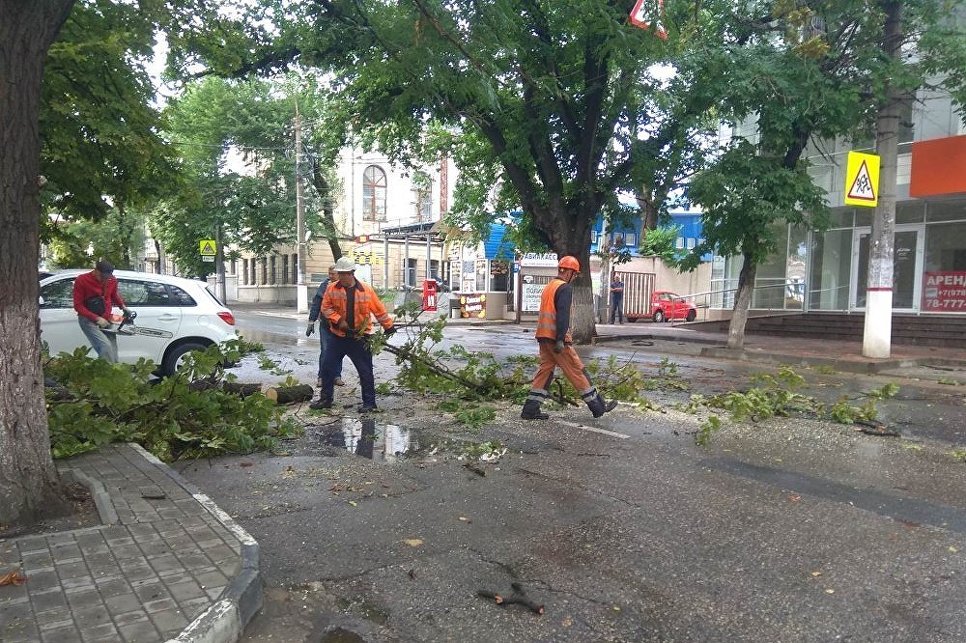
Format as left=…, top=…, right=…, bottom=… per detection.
left=690, top=312, right=966, bottom=349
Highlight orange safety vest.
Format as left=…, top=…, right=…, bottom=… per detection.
left=535, top=278, right=573, bottom=344
left=322, top=279, right=393, bottom=337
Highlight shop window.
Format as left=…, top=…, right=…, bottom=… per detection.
left=927, top=201, right=966, bottom=223
left=808, top=229, right=852, bottom=310
left=362, top=165, right=387, bottom=221
left=925, top=223, right=966, bottom=272
left=896, top=201, right=925, bottom=224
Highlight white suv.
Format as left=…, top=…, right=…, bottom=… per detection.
left=39, top=270, right=237, bottom=375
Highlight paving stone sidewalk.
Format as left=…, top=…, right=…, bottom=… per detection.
left=0, top=443, right=261, bottom=643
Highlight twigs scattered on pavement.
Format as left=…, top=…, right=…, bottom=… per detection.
left=478, top=582, right=544, bottom=615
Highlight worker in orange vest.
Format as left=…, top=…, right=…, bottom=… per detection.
left=521, top=255, right=618, bottom=420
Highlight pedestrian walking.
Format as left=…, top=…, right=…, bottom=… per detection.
left=306, top=264, right=344, bottom=387
left=310, top=257, right=396, bottom=413
left=609, top=273, right=624, bottom=324
left=72, top=259, right=131, bottom=363
left=521, top=256, right=617, bottom=420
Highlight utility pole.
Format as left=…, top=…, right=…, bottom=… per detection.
left=862, top=0, right=902, bottom=358
left=214, top=220, right=226, bottom=303
left=295, top=102, right=308, bottom=314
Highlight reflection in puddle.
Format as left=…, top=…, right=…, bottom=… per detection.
left=319, top=418, right=414, bottom=462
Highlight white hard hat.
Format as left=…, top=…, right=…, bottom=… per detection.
left=334, top=257, right=356, bottom=272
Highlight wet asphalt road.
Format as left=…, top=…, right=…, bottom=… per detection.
left=173, top=310, right=966, bottom=642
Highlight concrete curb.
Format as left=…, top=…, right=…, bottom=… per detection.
left=697, top=347, right=940, bottom=374
left=60, top=467, right=119, bottom=525
left=125, top=444, right=263, bottom=643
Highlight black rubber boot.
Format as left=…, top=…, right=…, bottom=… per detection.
left=309, top=397, right=333, bottom=410
left=521, top=400, right=549, bottom=420
left=588, top=395, right=618, bottom=418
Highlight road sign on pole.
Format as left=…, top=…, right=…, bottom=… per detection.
left=844, top=151, right=880, bottom=207
left=199, top=239, right=217, bottom=256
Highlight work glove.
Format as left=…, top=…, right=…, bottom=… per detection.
left=384, top=326, right=396, bottom=337
left=96, top=317, right=110, bottom=328
left=305, top=322, right=315, bottom=337
left=553, top=340, right=564, bottom=354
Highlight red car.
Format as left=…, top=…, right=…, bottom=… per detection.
left=650, top=291, right=697, bottom=322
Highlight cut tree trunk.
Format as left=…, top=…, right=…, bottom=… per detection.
left=222, top=382, right=262, bottom=398
left=0, top=0, right=77, bottom=527
left=265, top=384, right=314, bottom=404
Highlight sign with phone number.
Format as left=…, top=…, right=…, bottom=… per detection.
left=923, top=271, right=966, bottom=311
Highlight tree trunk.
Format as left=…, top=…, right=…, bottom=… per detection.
left=727, top=251, right=757, bottom=349
left=265, top=384, right=314, bottom=404
left=549, top=216, right=596, bottom=344
left=312, top=160, right=343, bottom=261
left=862, top=0, right=902, bottom=359
left=0, top=0, right=76, bottom=527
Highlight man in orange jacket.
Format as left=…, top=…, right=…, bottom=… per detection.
left=521, top=255, right=617, bottom=420
left=310, top=257, right=395, bottom=413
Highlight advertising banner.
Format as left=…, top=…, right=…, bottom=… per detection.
left=923, top=271, right=966, bottom=311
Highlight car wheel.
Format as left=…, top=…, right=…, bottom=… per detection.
left=161, top=341, right=209, bottom=376
left=652, top=310, right=665, bottom=323
left=686, top=309, right=697, bottom=322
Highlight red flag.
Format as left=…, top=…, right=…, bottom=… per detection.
left=629, top=0, right=668, bottom=40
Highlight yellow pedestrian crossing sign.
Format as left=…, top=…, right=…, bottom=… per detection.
left=844, top=151, right=880, bottom=207
left=199, top=239, right=217, bottom=256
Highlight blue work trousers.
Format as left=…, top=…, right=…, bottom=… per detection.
left=78, top=316, right=118, bottom=362
left=317, top=323, right=343, bottom=379
left=321, top=334, right=376, bottom=407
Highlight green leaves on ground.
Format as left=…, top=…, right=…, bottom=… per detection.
left=685, top=367, right=901, bottom=445
left=45, top=344, right=299, bottom=461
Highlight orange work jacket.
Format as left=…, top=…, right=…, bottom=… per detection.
left=535, top=278, right=573, bottom=344
left=322, top=279, right=393, bottom=337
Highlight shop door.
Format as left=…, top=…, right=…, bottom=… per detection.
left=850, top=225, right=923, bottom=311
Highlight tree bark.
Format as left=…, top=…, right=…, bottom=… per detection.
left=862, top=0, right=902, bottom=358
left=0, top=0, right=76, bottom=526
left=265, top=384, right=314, bottom=404
left=727, top=251, right=758, bottom=349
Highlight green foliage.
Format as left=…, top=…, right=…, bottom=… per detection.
left=257, top=354, right=292, bottom=376
left=45, top=345, right=297, bottom=461
left=865, top=383, right=900, bottom=399
left=640, top=227, right=682, bottom=264
left=690, top=367, right=897, bottom=442
left=460, top=440, right=505, bottom=460
left=153, top=75, right=341, bottom=277
left=233, top=336, right=265, bottom=355
left=695, top=415, right=722, bottom=447
left=951, top=449, right=966, bottom=463
left=40, top=0, right=177, bottom=234
left=437, top=400, right=497, bottom=431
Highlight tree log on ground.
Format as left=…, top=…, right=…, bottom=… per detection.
left=265, top=384, right=314, bottom=404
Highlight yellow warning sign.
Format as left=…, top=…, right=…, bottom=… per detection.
left=199, top=239, right=217, bottom=256
left=844, top=151, right=880, bottom=207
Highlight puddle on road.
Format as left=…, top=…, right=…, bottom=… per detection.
left=318, top=418, right=417, bottom=462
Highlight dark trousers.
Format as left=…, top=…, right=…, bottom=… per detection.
left=321, top=334, right=376, bottom=407
left=317, top=324, right=342, bottom=379
left=610, top=297, right=624, bottom=323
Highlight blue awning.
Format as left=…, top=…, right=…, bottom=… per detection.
left=484, top=223, right=515, bottom=260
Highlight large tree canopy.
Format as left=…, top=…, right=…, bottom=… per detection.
left=173, top=0, right=720, bottom=342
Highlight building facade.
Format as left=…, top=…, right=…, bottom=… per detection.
left=712, top=85, right=966, bottom=317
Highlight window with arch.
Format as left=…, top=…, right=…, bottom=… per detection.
left=362, top=165, right=387, bottom=221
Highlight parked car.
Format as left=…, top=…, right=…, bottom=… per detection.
left=39, top=270, right=237, bottom=375
left=649, top=290, right=697, bottom=323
